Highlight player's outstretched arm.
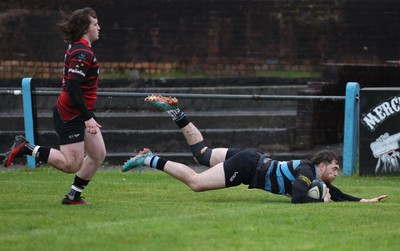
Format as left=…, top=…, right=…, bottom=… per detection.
left=359, top=195, right=389, bottom=203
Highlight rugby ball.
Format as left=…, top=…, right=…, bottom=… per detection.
left=306, top=179, right=327, bottom=199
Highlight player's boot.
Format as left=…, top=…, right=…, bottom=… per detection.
left=2, top=135, right=28, bottom=167
left=122, top=148, right=153, bottom=172
left=61, top=195, right=90, bottom=205
left=145, top=94, right=179, bottom=112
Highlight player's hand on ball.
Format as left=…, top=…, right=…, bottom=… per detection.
left=306, top=179, right=327, bottom=200
left=323, top=188, right=331, bottom=202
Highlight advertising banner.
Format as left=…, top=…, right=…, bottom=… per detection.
left=359, top=88, right=400, bottom=175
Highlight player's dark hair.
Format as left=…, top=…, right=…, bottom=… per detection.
left=311, top=150, right=339, bottom=165
left=57, top=7, right=97, bottom=43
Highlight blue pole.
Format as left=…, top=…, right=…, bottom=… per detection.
left=342, top=82, right=360, bottom=176
left=22, top=78, right=36, bottom=168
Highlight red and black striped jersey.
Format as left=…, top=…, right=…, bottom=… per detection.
left=56, top=39, right=99, bottom=121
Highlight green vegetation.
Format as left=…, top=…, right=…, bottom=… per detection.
left=101, top=70, right=133, bottom=79
left=255, top=70, right=322, bottom=78
left=1, top=167, right=398, bottom=251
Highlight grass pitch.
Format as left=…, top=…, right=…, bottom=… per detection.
left=0, top=167, right=399, bottom=251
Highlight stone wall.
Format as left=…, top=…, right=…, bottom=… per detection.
left=1, top=0, right=400, bottom=78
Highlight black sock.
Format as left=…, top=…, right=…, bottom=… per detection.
left=176, top=115, right=190, bottom=129
left=24, top=142, right=35, bottom=155
left=67, top=175, right=90, bottom=200
left=151, top=156, right=168, bottom=171
left=36, top=147, right=50, bottom=163
left=24, top=143, right=51, bottom=163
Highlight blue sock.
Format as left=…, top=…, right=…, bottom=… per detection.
left=150, top=156, right=159, bottom=169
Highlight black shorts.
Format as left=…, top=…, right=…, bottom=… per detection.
left=223, top=148, right=264, bottom=187
left=53, top=107, right=92, bottom=145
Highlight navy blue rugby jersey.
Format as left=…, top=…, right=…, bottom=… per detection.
left=249, top=156, right=362, bottom=203
left=249, top=157, right=317, bottom=196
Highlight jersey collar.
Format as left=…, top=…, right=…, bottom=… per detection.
left=77, top=39, right=90, bottom=46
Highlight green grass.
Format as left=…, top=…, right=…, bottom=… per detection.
left=0, top=167, right=399, bottom=251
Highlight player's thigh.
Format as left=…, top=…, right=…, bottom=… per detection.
left=196, top=162, right=226, bottom=190
left=84, top=129, right=106, bottom=160
left=59, top=141, right=85, bottom=166
left=210, top=148, right=228, bottom=167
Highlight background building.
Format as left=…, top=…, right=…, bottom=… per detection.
left=1, top=0, right=400, bottom=78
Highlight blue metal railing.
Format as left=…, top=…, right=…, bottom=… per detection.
left=1, top=78, right=359, bottom=175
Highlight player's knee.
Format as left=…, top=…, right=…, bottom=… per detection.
left=86, top=147, right=106, bottom=167
left=63, top=163, right=80, bottom=173
left=189, top=183, right=207, bottom=192
left=60, top=157, right=83, bottom=173
left=95, top=149, right=106, bottom=165
left=194, top=148, right=212, bottom=166
left=190, top=141, right=212, bottom=166
left=184, top=174, right=205, bottom=192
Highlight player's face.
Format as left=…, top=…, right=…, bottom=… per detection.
left=320, top=160, right=339, bottom=184
left=86, top=16, right=100, bottom=43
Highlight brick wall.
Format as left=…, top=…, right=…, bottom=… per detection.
left=0, top=60, right=178, bottom=79
left=1, top=0, right=400, bottom=78
left=0, top=60, right=285, bottom=79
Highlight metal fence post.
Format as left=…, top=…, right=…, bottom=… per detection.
left=22, top=78, right=36, bottom=168
left=343, top=82, right=360, bottom=176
